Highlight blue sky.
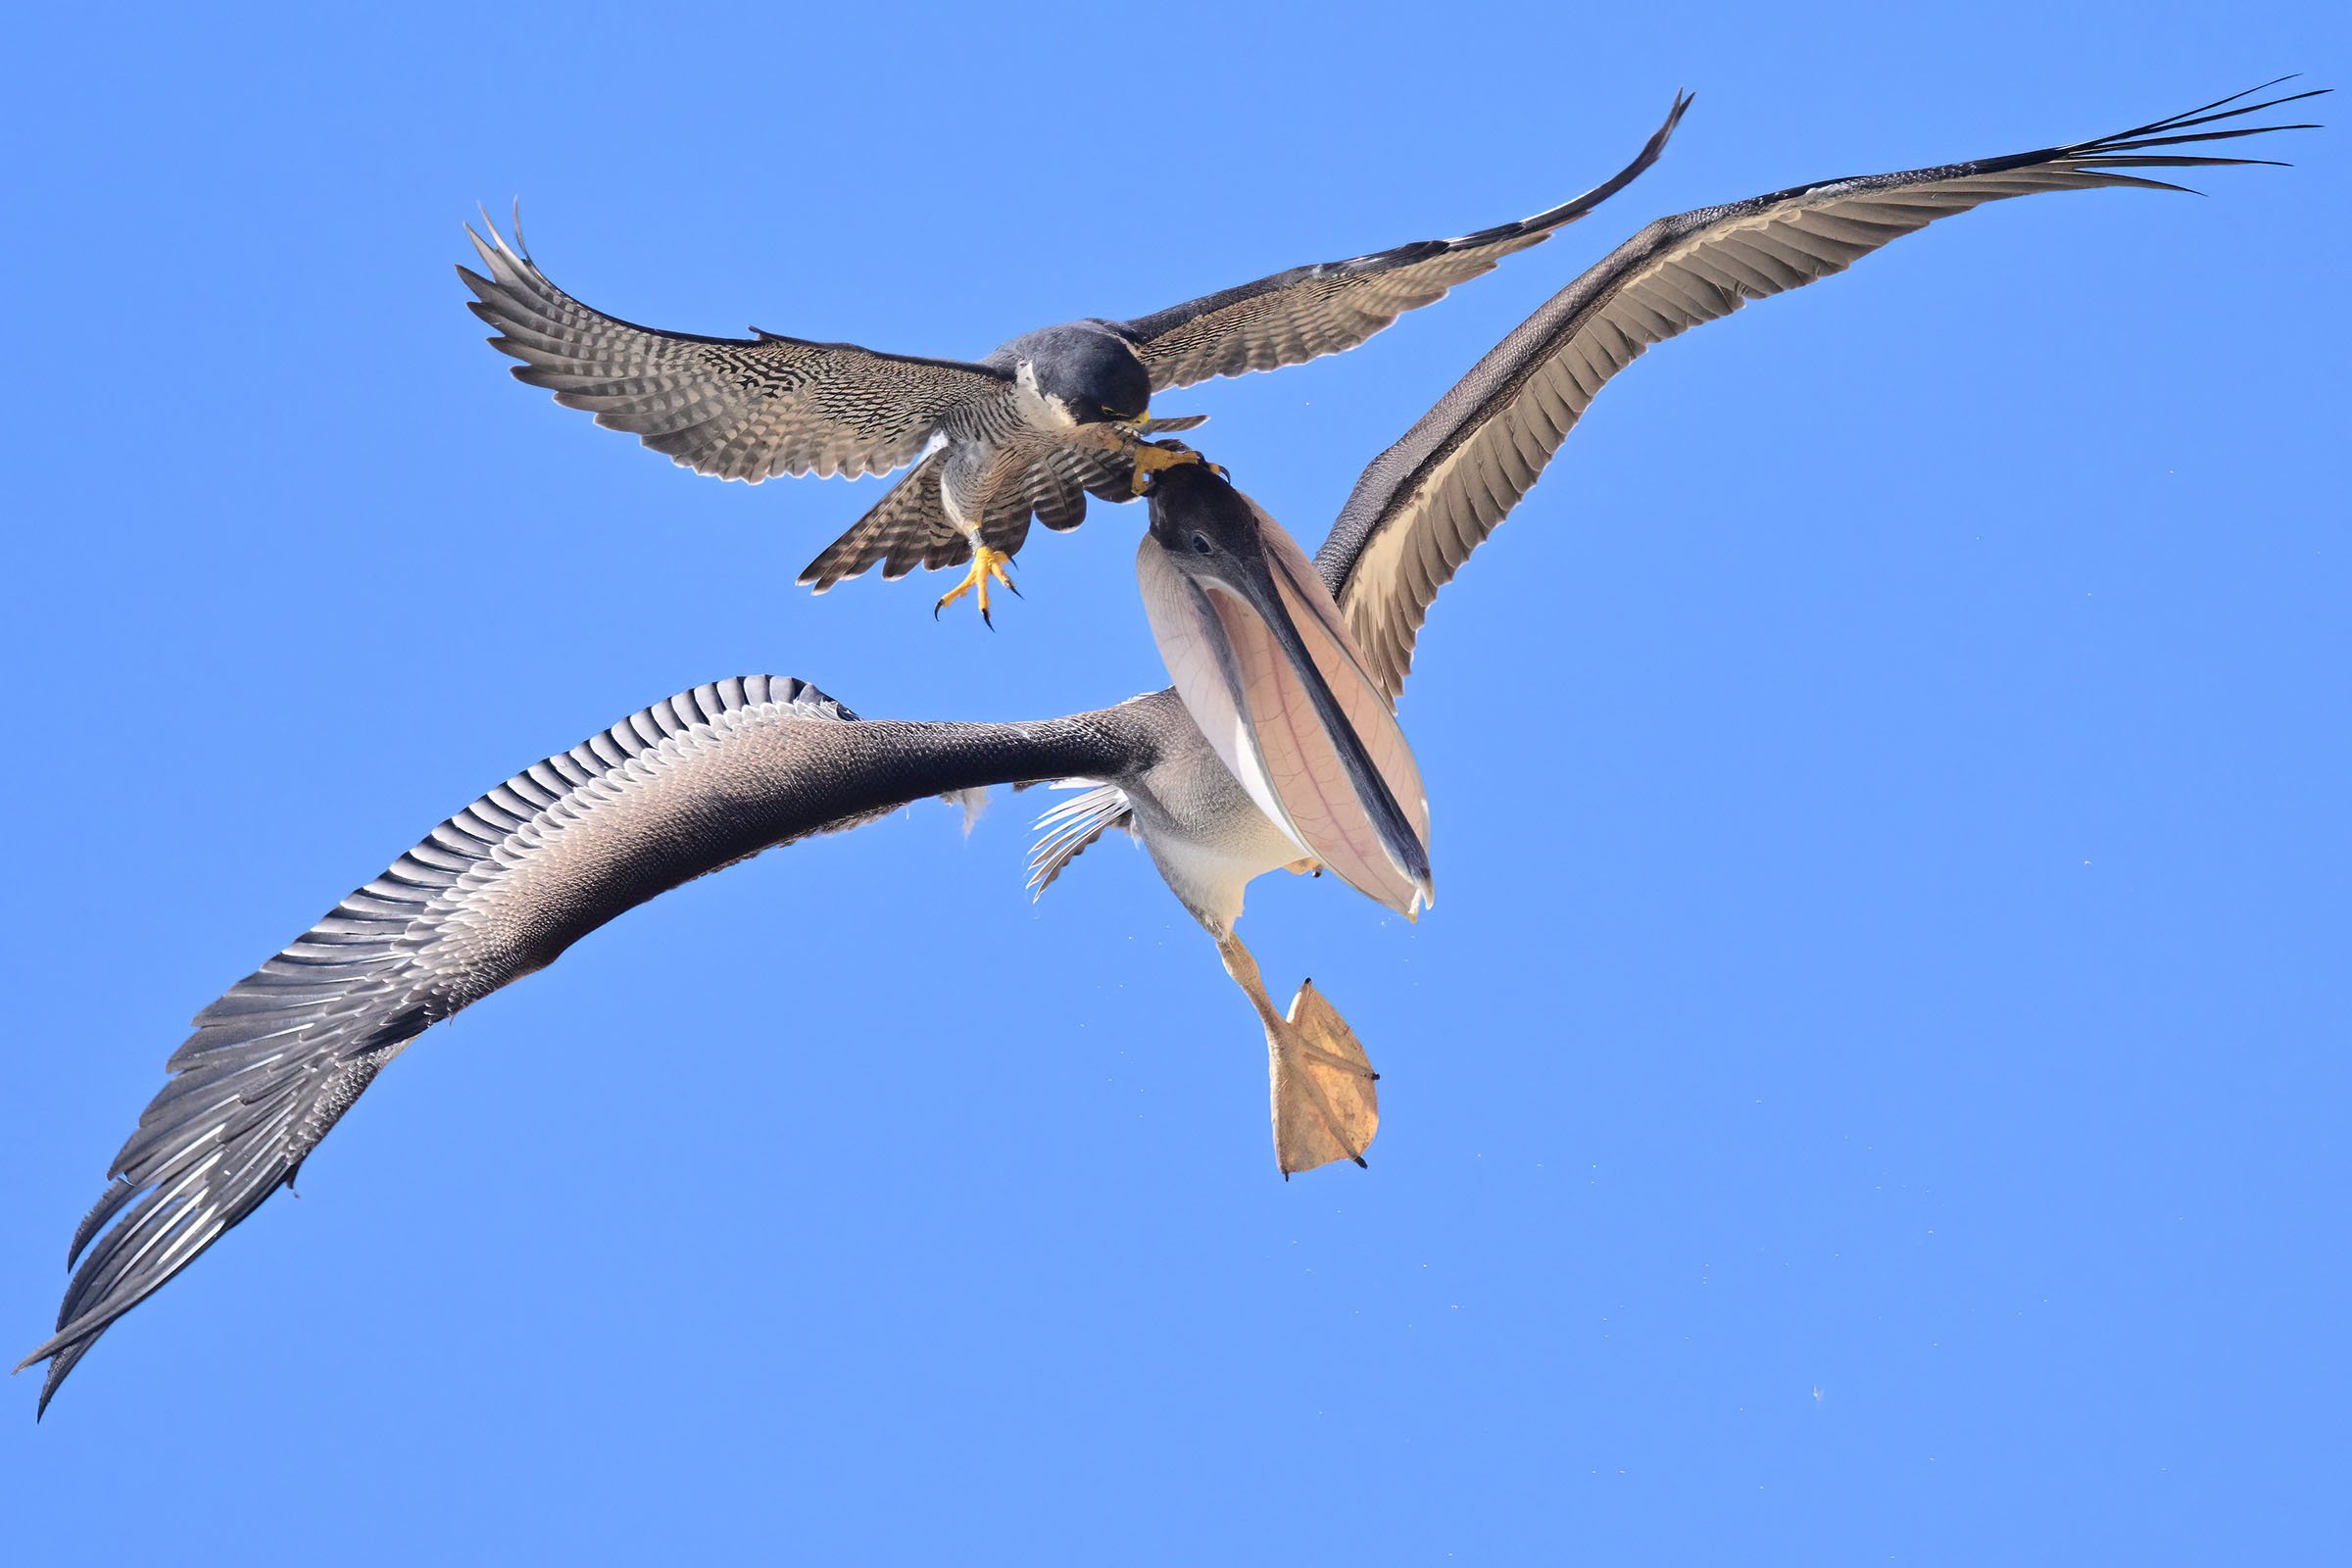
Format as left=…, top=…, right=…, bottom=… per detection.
left=3, top=2, right=2344, bottom=1561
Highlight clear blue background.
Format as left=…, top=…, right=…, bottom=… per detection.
left=3, top=3, right=2343, bottom=1561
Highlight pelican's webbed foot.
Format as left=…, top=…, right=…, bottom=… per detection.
left=933, top=545, right=1020, bottom=626
left=1216, top=933, right=1379, bottom=1176
left=1268, top=979, right=1380, bottom=1177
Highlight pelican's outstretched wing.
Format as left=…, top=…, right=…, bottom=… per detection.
left=460, top=222, right=1009, bottom=482
left=1112, top=94, right=1692, bottom=393
left=1314, top=81, right=2325, bottom=700
left=22, top=677, right=1132, bottom=1415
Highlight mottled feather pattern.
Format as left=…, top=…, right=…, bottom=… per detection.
left=797, top=416, right=1212, bottom=589
left=1316, top=82, right=2324, bottom=700
left=460, top=223, right=1008, bottom=483
left=799, top=449, right=965, bottom=591
left=1123, top=247, right=1532, bottom=391
left=1119, top=94, right=1694, bottom=392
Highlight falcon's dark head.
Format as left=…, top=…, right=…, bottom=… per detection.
left=1030, top=328, right=1152, bottom=425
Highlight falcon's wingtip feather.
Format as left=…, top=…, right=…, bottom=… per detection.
left=463, top=200, right=529, bottom=259
left=1518, top=86, right=1697, bottom=231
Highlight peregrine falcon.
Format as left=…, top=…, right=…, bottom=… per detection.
left=458, top=96, right=1689, bottom=623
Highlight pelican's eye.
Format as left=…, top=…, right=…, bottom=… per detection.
left=1189, top=533, right=1214, bottom=556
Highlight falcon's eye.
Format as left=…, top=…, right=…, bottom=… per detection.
left=1189, top=533, right=1214, bottom=556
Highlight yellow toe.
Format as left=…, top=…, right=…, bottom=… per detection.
left=1129, top=441, right=1209, bottom=495
left=935, top=546, right=1018, bottom=625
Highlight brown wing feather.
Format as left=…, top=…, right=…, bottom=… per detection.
left=1118, top=96, right=1690, bottom=391
left=461, top=220, right=1008, bottom=482
left=799, top=450, right=968, bottom=590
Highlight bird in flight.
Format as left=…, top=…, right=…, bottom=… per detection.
left=24, top=81, right=2319, bottom=1415
left=458, top=97, right=1691, bottom=624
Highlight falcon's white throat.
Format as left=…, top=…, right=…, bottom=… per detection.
left=1012, top=360, right=1080, bottom=430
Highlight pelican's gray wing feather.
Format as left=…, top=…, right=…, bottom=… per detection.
left=1315, top=82, right=2324, bottom=700
left=1114, top=96, right=1691, bottom=393
left=23, top=676, right=1133, bottom=1414
left=1024, top=782, right=1138, bottom=898
left=461, top=223, right=1010, bottom=482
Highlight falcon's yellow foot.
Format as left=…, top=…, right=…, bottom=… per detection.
left=1128, top=440, right=1225, bottom=496
left=932, top=545, right=1021, bottom=628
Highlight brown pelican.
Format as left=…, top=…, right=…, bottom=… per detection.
left=456, top=99, right=1690, bottom=623
left=23, top=81, right=2316, bottom=1414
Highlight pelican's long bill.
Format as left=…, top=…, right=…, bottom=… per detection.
left=1138, top=466, right=1435, bottom=918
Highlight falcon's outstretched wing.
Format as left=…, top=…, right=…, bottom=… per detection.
left=461, top=222, right=1010, bottom=482
left=22, top=677, right=1133, bottom=1415
left=1315, top=81, right=2325, bottom=700
left=1112, top=94, right=1692, bottom=392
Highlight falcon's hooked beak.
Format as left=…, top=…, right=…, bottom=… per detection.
left=1137, top=465, right=1435, bottom=919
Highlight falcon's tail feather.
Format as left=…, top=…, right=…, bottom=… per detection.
left=799, top=451, right=966, bottom=591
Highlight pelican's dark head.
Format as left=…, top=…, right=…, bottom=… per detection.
left=1027, top=325, right=1152, bottom=425
left=1137, top=464, right=1436, bottom=919
left=1142, top=459, right=1276, bottom=575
